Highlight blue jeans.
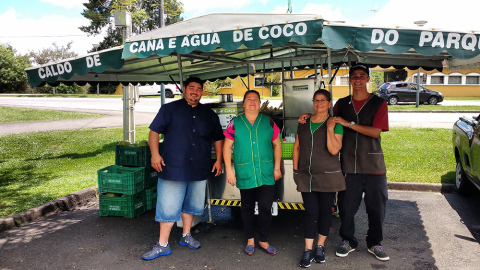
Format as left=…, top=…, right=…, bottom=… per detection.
left=155, top=178, right=207, bottom=223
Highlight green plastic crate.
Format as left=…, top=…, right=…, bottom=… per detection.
left=98, top=165, right=145, bottom=195
left=144, top=167, right=158, bottom=189
left=145, top=186, right=158, bottom=211
left=99, top=191, right=146, bottom=218
left=115, top=144, right=151, bottom=168
left=281, top=142, right=294, bottom=160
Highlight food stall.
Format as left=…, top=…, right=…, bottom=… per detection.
left=24, top=13, right=480, bottom=218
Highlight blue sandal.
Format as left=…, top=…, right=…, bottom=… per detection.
left=258, top=245, right=277, bottom=255
left=245, top=245, right=255, bottom=255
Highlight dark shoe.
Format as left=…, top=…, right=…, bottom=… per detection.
left=180, top=233, right=201, bottom=249
left=258, top=244, right=277, bottom=255
left=314, top=245, right=325, bottom=263
left=299, top=249, right=314, bottom=268
left=142, top=243, right=172, bottom=260
left=245, top=245, right=255, bottom=255
left=368, top=245, right=390, bottom=261
left=335, top=240, right=355, bottom=257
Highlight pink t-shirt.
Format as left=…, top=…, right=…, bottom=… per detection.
left=224, top=117, right=281, bottom=141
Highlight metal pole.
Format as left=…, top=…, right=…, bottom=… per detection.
left=247, top=64, right=250, bottom=90
left=348, top=59, right=352, bottom=95
left=159, top=0, right=165, bottom=28
left=97, top=83, right=99, bottom=95
left=270, top=71, right=273, bottom=97
left=416, top=68, right=421, bottom=107
left=327, top=48, right=333, bottom=97
left=161, top=83, right=166, bottom=106
left=177, top=53, right=184, bottom=96
left=122, top=84, right=129, bottom=141
left=290, top=60, right=293, bottom=79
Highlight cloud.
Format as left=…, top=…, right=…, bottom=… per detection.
left=258, top=0, right=269, bottom=4
left=40, top=0, right=85, bottom=9
left=271, top=5, right=288, bottom=14
left=0, top=7, right=104, bottom=56
left=182, top=0, right=251, bottom=17
left=300, top=3, right=346, bottom=22
left=361, top=0, right=480, bottom=31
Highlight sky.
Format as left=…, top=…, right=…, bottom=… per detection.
left=1, top=0, right=479, bottom=56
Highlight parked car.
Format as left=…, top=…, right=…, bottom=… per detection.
left=452, top=114, right=480, bottom=194
left=137, top=83, right=181, bottom=98
left=377, top=82, right=444, bottom=105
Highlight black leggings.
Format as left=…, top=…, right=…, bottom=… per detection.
left=240, top=185, right=275, bottom=242
left=301, top=191, right=336, bottom=239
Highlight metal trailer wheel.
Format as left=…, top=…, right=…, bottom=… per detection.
left=428, top=96, right=438, bottom=105
left=388, top=96, right=398, bottom=105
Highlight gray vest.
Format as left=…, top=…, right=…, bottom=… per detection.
left=336, top=95, right=387, bottom=174
left=294, top=118, right=346, bottom=193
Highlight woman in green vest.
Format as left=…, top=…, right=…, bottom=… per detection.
left=223, top=90, right=282, bottom=256
left=292, top=89, right=346, bottom=267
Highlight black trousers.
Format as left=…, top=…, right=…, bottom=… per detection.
left=301, top=191, right=336, bottom=239
left=338, top=174, right=388, bottom=249
left=239, top=185, right=275, bottom=242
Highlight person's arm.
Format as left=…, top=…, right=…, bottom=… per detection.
left=223, top=137, right=236, bottom=186
left=272, top=136, right=282, bottom=181
left=149, top=130, right=165, bottom=172
left=298, top=113, right=312, bottom=124
left=212, top=140, right=224, bottom=177
left=333, top=116, right=382, bottom=138
left=292, top=134, right=300, bottom=170
left=326, top=119, right=343, bottom=155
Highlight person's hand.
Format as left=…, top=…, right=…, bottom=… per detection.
left=333, top=116, right=350, bottom=127
left=274, top=168, right=282, bottom=181
left=226, top=170, right=236, bottom=186
left=151, top=154, right=165, bottom=172
left=298, top=113, right=312, bottom=124
left=327, top=117, right=337, bottom=130
left=212, top=160, right=223, bottom=177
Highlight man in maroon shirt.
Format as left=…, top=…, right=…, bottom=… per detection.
left=299, top=64, right=390, bottom=261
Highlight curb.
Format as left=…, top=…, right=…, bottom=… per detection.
left=387, top=182, right=455, bottom=193
left=0, top=186, right=98, bottom=233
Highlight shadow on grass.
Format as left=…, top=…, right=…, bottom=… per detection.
left=25, top=141, right=117, bottom=161
left=441, top=171, right=456, bottom=184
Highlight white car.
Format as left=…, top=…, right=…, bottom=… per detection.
left=137, top=83, right=182, bottom=98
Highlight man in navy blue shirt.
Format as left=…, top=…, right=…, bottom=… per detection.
left=142, top=77, right=224, bottom=260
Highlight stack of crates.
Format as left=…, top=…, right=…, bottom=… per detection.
left=97, top=141, right=160, bottom=218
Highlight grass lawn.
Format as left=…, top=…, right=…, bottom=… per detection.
left=0, top=106, right=105, bottom=124
left=445, top=97, right=480, bottom=100
left=0, top=126, right=455, bottom=218
left=382, top=127, right=454, bottom=184
left=388, top=105, right=480, bottom=111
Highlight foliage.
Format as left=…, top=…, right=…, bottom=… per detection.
left=0, top=44, right=31, bottom=93
left=80, top=0, right=184, bottom=51
left=370, top=71, right=384, bottom=93
left=0, top=106, right=103, bottom=124
left=28, top=42, right=78, bottom=66
left=88, top=83, right=119, bottom=94
left=204, top=78, right=235, bottom=96
left=37, top=83, right=87, bottom=94
left=265, top=72, right=282, bottom=96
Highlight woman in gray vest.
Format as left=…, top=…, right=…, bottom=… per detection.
left=292, top=89, right=346, bottom=268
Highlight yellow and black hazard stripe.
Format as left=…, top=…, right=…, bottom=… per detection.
left=210, top=200, right=305, bottom=210
left=210, top=199, right=242, bottom=206
left=277, top=202, right=305, bottom=210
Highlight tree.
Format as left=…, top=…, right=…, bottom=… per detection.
left=0, top=44, right=31, bottom=93
left=204, top=78, right=236, bottom=96
left=265, top=72, right=282, bottom=96
left=29, top=42, right=78, bottom=66
left=29, top=42, right=82, bottom=94
left=80, top=0, right=184, bottom=51
left=370, top=72, right=385, bottom=93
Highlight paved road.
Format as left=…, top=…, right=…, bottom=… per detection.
left=1, top=97, right=478, bottom=133
left=1, top=191, right=479, bottom=269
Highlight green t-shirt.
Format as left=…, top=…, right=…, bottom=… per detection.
left=310, top=121, right=343, bottom=135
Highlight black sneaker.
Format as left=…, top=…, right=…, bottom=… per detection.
left=335, top=240, right=355, bottom=257
left=314, top=245, right=325, bottom=263
left=299, top=249, right=314, bottom=268
left=368, top=245, right=390, bottom=261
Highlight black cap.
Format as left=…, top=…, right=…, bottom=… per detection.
left=349, top=64, right=370, bottom=76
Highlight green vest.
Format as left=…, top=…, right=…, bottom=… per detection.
left=233, top=113, right=275, bottom=189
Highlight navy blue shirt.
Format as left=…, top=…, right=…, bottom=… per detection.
left=149, top=98, right=224, bottom=181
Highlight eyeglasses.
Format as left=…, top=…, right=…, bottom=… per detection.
left=312, top=99, right=329, bottom=103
